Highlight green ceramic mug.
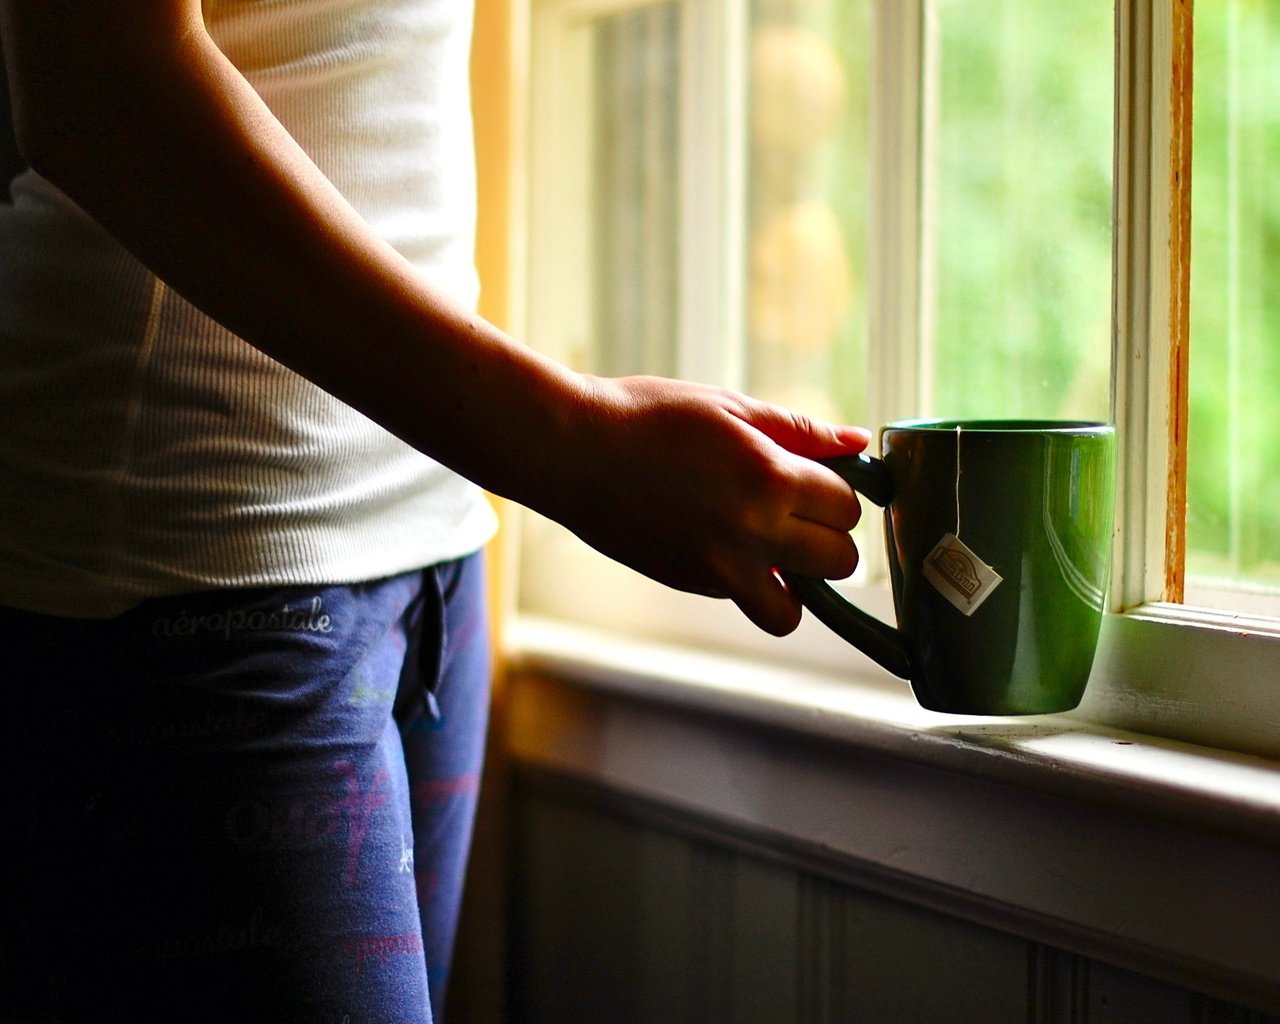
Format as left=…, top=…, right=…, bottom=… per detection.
left=783, top=420, right=1116, bottom=715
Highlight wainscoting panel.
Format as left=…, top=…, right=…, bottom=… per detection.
left=508, top=771, right=1278, bottom=1024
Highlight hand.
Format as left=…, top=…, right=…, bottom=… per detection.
left=541, top=374, right=871, bottom=636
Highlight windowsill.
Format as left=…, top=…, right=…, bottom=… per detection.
left=505, top=614, right=1280, bottom=847
left=515, top=520, right=1280, bottom=760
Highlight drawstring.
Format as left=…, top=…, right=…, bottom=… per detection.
left=424, top=689, right=442, bottom=722
left=411, top=564, right=448, bottom=724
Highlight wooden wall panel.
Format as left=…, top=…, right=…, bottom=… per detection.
left=508, top=775, right=1280, bottom=1024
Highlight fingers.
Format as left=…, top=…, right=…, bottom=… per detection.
left=573, top=377, right=873, bottom=638
left=775, top=516, right=861, bottom=580
left=737, top=398, right=872, bottom=460
left=732, top=572, right=805, bottom=637
left=721, top=519, right=861, bottom=637
left=720, top=427, right=867, bottom=635
left=785, top=459, right=863, bottom=533
left=730, top=547, right=858, bottom=637
left=728, top=395, right=869, bottom=531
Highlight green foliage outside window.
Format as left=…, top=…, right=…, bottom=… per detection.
left=1188, top=0, right=1280, bottom=590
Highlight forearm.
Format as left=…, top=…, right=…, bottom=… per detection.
left=1, top=1, right=581, bottom=507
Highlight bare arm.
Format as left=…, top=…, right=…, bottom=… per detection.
left=0, top=0, right=870, bottom=634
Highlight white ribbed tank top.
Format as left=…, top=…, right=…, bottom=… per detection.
left=0, top=0, right=498, bottom=617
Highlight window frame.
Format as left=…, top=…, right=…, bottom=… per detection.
left=509, top=0, right=1280, bottom=761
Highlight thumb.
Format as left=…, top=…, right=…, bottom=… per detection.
left=741, top=401, right=872, bottom=460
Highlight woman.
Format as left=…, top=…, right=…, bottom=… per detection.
left=0, top=1, right=868, bottom=1020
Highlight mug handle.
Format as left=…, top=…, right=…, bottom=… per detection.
left=779, top=455, right=915, bottom=680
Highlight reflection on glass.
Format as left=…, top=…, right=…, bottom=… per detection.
left=1188, top=0, right=1280, bottom=594
left=745, top=0, right=870, bottom=425
left=931, top=0, right=1112, bottom=423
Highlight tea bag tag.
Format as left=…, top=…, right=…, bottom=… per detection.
left=924, top=426, right=1003, bottom=616
left=923, top=533, right=1003, bottom=616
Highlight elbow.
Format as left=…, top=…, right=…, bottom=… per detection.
left=4, top=54, right=71, bottom=180
left=2, top=8, right=203, bottom=196
left=11, top=116, right=53, bottom=180
left=8, top=97, right=131, bottom=221
left=4, top=80, right=40, bottom=173
left=10, top=103, right=94, bottom=194
left=6, top=77, right=61, bottom=179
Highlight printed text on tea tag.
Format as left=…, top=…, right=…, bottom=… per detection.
left=922, top=533, right=1003, bottom=616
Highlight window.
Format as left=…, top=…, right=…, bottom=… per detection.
left=515, top=0, right=1280, bottom=756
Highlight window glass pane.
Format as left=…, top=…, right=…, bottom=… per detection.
left=746, top=0, right=871, bottom=424
left=930, top=1, right=1112, bottom=422
left=570, top=1, right=686, bottom=378
left=589, top=3, right=681, bottom=377
left=1187, top=0, right=1280, bottom=596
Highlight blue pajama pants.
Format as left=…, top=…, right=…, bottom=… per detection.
left=0, top=554, right=490, bottom=1024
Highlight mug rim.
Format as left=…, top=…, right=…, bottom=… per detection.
left=884, top=418, right=1114, bottom=435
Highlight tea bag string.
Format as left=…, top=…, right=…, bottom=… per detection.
left=954, top=425, right=963, bottom=539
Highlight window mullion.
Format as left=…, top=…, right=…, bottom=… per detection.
left=527, top=0, right=593, bottom=369
left=677, top=0, right=746, bottom=387
left=867, top=0, right=926, bottom=428
left=1110, top=0, right=1191, bottom=612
